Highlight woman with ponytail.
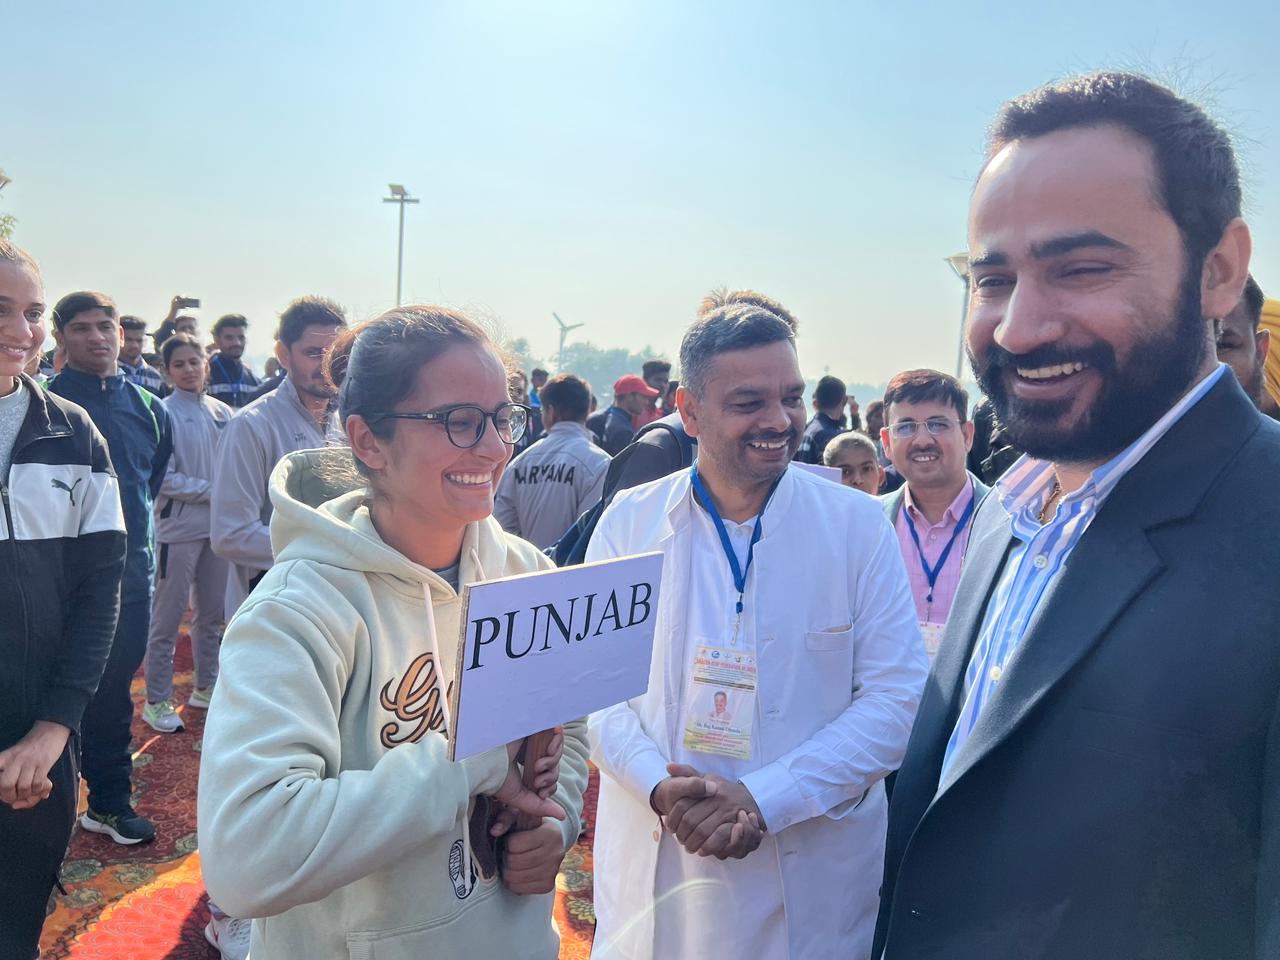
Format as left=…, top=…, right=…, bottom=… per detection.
left=197, top=305, right=589, bottom=960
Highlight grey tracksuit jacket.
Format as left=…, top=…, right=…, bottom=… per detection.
left=210, top=377, right=336, bottom=615
left=155, top=389, right=233, bottom=543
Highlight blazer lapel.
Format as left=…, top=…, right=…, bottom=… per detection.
left=936, top=518, right=1163, bottom=794
left=934, top=371, right=1263, bottom=797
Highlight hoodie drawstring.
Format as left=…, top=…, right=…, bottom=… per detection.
left=422, top=580, right=473, bottom=878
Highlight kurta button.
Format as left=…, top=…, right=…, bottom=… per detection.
left=652, top=829, right=660, bottom=842
left=1033, top=553, right=1049, bottom=569
left=989, top=665, right=1002, bottom=682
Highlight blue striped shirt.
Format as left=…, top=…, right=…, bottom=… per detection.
left=938, top=364, right=1228, bottom=785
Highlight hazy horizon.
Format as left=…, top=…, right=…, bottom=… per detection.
left=6, top=1, right=1277, bottom=385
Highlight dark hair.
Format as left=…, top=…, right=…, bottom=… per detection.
left=161, top=332, right=204, bottom=368
left=539, top=373, right=591, bottom=422
left=883, top=369, right=968, bottom=422
left=328, top=304, right=501, bottom=478
left=680, top=292, right=796, bottom=397
left=119, top=315, right=148, bottom=332
left=276, top=296, right=347, bottom=348
left=988, top=71, right=1242, bottom=266
left=0, top=239, right=41, bottom=277
left=51, top=291, right=116, bottom=331
left=698, top=288, right=799, bottom=332
left=531, top=367, right=549, bottom=380
left=814, top=374, right=846, bottom=409
left=823, top=430, right=878, bottom=466
left=1239, top=275, right=1265, bottom=330
left=212, top=313, right=249, bottom=337
left=642, top=359, right=672, bottom=382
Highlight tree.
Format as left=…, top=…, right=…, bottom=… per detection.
left=557, top=341, right=666, bottom=404
left=0, top=168, right=13, bottom=240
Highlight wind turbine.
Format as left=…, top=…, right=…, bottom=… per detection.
left=553, top=312, right=585, bottom=370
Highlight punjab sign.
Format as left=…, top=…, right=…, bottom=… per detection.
left=447, top=552, right=663, bottom=760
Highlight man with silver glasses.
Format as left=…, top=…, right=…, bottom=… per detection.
left=880, top=369, right=988, bottom=661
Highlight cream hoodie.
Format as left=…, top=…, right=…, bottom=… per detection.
left=197, top=448, right=590, bottom=960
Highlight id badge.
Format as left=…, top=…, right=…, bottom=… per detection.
left=920, top=621, right=945, bottom=660
left=681, top=643, right=757, bottom=760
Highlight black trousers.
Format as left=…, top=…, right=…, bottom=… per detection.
left=80, top=598, right=149, bottom=815
left=0, top=736, right=78, bottom=960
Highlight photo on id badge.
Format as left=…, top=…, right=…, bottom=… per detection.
left=682, top=642, right=757, bottom=760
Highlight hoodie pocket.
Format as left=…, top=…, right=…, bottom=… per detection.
left=345, top=881, right=501, bottom=960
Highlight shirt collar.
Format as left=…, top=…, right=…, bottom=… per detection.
left=996, top=362, right=1229, bottom=526
left=546, top=420, right=591, bottom=440
left=904, top=475, right=974, bottom=526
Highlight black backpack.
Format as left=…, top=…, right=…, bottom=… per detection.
left=549, top=413, right=695, bottom=567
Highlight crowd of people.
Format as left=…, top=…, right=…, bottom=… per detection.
left=1, top=69, right=1279, bottom=960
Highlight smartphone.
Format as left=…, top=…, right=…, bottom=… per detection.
left=176, top=296, right=201, bottom=309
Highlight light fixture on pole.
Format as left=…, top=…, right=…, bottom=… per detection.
left=552, top=312, right=584, bottom=370
left=383, top=184, right=420, bottom=306
left=945, top=252, right=970, bottom=382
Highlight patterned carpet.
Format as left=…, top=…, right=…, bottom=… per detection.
left=40, top=633, right=598, bottom=959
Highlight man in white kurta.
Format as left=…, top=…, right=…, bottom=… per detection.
left=585, top=295, right=928, bottom=960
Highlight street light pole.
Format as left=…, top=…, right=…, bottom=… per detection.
left=383, top=184, right=420, bottom=306
left=944, top=252, right=969, bottom=383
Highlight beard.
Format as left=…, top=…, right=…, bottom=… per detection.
left=970, top=263, right=1209, bottom=465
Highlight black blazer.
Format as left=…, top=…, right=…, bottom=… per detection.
left=873, top=373, right=1280, bottom=960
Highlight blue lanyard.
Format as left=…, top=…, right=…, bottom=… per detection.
left=902, top=488, right=975, bottom=607
left=688, top=464, right=781, bottom=619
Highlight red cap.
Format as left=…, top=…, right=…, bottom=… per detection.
left=613, top=374, right=660, bottom=398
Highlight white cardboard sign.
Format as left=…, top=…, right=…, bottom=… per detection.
left=794, top=462, right=842, bottom=484
left=447, top=552, right=663, bottom=760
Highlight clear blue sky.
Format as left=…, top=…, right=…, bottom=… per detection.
left=6, top=1, right=1278, bottom=386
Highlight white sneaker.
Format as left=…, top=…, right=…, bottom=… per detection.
left=141, top=699, right=184, bottom=733
left=205, top=915, right=252, bottom=960
left=188, top=686, right=214, bottom=710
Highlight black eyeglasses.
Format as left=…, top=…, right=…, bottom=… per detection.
left=370, top=402, right=531, bottom=449
left=888, top=417, right=962, bottom=440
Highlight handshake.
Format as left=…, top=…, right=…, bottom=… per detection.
left=650, top=762, right=767, bottom=860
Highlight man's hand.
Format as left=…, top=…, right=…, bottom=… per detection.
left=502, top=818, right=567, bottom=895
left=492, top=728, right=566, bottom=838
left=650, top=762, right=719, bottom=817
left=664, top=766, right=766, bottom=859
left=0, top=721, right=70, bottom=810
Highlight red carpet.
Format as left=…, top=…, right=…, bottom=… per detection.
left=41, top=633, right=597, bottom=958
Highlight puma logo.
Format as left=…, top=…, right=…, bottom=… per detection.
left=379, top=653, right=454, bottom=748
left=51, top=477, right=84, bottom=506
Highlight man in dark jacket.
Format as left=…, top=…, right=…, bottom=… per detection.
left=0, top=244, right=127, bottom=959
left=794, top=374, right=850, bottom=463
left=875, top=72, right=1279, bottom=960
left=50, top=291, right=172, bottom=847
left=587, top=375, right=657, bottom=455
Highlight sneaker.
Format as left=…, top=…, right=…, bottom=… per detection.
left=142, top=699, right=185, bottom=733
left=205, top=915, right=252, bottom=960
left=187, top=686, right=214, bottom=710
left=79, top=807, right=157, bottom=845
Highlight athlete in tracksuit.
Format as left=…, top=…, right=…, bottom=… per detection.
left=0, top=374, right=126, bottom=958
left=49, top=302, right=173, bottom=844
left=143, top=340, right=233, bottom=733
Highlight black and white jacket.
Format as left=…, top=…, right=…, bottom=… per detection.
left=0, top=375, right=126, bottom=750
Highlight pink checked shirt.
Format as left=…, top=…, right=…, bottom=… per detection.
left=893, top=477, right=977, bottom=627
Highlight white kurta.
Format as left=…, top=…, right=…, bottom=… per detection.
left=653, top=505, right=787, bottom=958
left=586, top=466, right=929, bottom=960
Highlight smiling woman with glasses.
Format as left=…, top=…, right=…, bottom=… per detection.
left=197, top=304, right=590, bottom=960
